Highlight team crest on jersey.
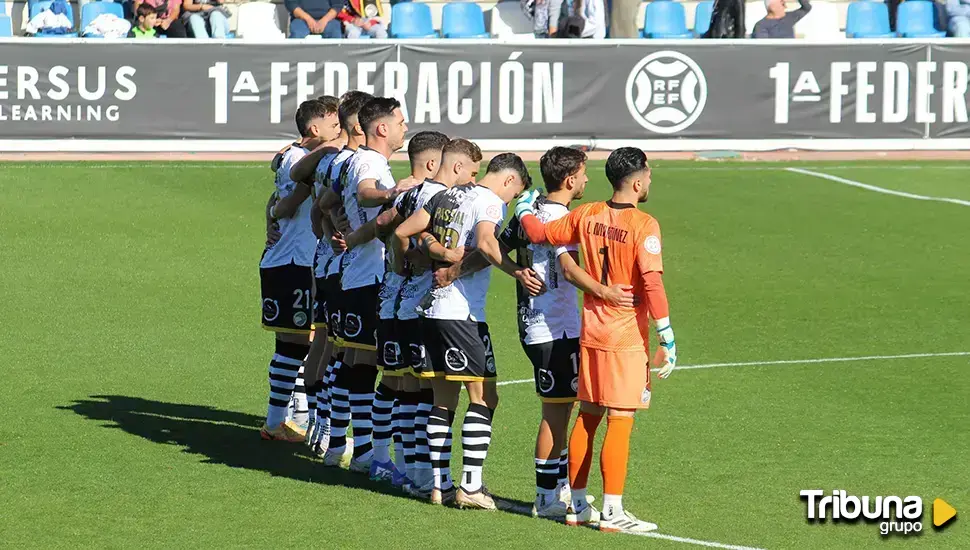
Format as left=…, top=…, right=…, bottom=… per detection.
left=570, top=377, right=579, bottom=393
left=445, top=347, right=468, bottom=371
left=485, top=355, right=496, bottom=373
left=538, top=369, right=555, bottom=393
left=344, top=313, right=362, bottom=337
left=262, top=299, right=280, bottom=322
left=486, top=204, right=502, bottom=221
left=293, top=311, right=308, bottom=327
left=409, top=343, right=426, bottom=368
left=641, top=388, right=652, bottom=405
left=383, top=341, right=401, bottom=366
left=645, top=236, right=662, bottom=255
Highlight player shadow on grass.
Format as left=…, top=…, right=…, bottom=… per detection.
left=59, top=395, right=535, bottom=513
left=59, top=395, right=410, bottom=499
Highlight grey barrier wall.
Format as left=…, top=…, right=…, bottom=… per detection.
left=0, top=40, right=967, bottom=141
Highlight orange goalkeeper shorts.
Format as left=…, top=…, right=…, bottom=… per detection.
left=578, top=345, right=652, bottom=410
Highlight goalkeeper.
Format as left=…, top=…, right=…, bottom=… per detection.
left=511, top=147, right=677, bottom=534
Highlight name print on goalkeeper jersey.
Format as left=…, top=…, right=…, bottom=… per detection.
left=420, top=184, right=506, bottom=322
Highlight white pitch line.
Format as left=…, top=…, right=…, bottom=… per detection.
left=497, top=501, right=765, bottom=550
left=638, top=532, right=766, bottom=550
left=496, top=351, right=970, bottom=387
left=785, top=167, right=970, bottom=207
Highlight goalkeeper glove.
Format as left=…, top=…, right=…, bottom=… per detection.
left=514, top=189, right=540, bottom=220
left=655, top=317, right=676, bottom=379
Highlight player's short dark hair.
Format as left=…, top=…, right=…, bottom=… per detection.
left=358, top=97, right=401, bottom=135
left=338, top=91, right=373, bottom=134
left=486, top=152, right=532, bottom=189
left=316, top=95, right=340, bottom=114
left=442, top=138, right=483, bottom=163
left=408, top=131, right=449, bottom=166
left=605, top=147, right=648, bottom=189
left=540, top=147, right=587, bottom=192
left=136, top=3, right=155, bottom=18
left=295, top=99, right=335, bottom=138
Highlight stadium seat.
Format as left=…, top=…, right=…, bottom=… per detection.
left=441, top=2, right=488, bottom=37
left=80, top=1, right=123, bottom=36
left=0, top=14, right=11, bottom=36
left=390, top=2, right=436, bottom=37
left=29, top=0, right=77, bottom=36
left=236, top=1, right=285, bottom=39
left=895, top=1, right=944, bottom=37
left=489, top=1, right=535, bottom=38
left=642, top=1, right=692, bottom=38
left=694, top=1, right=713, bottom=35
left=845, top=1, right=894, bottom=38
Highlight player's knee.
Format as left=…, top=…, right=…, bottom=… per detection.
left=349, top=364, right=379, bottom=393
left=277, top=332, right=310, bottom=346
left=276, top=339, right=310, bottom=360
left=432, top=382, right=461, bottom=410
left=606, top=407, right=636, bottom=418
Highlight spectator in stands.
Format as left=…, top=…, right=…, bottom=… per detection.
left=947, top=0, right=970, bottom=36
left=129, top=3, right=158, bottom=37
left=751, top=0, right=810, bottom=38
left=523, top=0, right=564, bottom=37
left=339, top=0, right=387, bottom=38
left=135, top=0, right=187, bottom=37
left=285, top=0, right=343, bottom=38
left=548, top=0, right=604, bottom=37
left=610, top=0, right=640, bottom=37
left=182, top=0, right=230, bottom=37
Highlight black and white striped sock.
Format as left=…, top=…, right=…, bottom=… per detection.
left=266, top=341, right=307, bottom=427
left=392, top=399, right=405, bottom=475
left=460, top=403, right=493, bottom=493
left=558, top=449, right=569, bottom=487
left=427, top=407, right=455, bottom=491
left=349, top=364, right=377, bottom=461
left=413, top=389, right=434, bottom=482
left=371, top=384, right=395, bottom=464
left=289, top=364, right=308, bottom=425
left=327, top=369, right=351, bottom=456
left=399, top=393, right=418, bottom=480
left=535, top=457, right=560, bottom=504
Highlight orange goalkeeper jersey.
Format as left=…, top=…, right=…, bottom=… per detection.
left=544, top=201, right=664, bottom=352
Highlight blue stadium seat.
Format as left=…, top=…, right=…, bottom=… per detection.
left=441, top=2, right=488, bottom=38
left=642, top=1, right=692, bottom=38
left=0, top=14, right=11, bottom=37
left=895, top=1, right=945, bottom=37
left=845, top=1, right=894, bottom=38
left=694, top=1, right=713, bottom=36
left=390, top=2, right=436, bottom=38
left=29, top=0, right=77, bottom=36
left=81, top=1, right=124, bottom=37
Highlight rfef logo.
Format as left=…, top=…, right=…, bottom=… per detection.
left=625, top=51, right=707, bottom=135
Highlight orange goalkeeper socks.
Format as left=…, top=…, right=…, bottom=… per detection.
left=601, top=415, right=634, bottom=496
left=567, top=412, right=602, bottom=491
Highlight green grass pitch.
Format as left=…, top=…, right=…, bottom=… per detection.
left=1, top=160, right=967, bottom=549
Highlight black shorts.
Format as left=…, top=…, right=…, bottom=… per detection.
left=378, top=318, right=407, bottom=376
left=340, top=284, right=379, bottom=351
left=523, top=338, right=580, bottom=403
left=401, top=318, right=432, bottom=378
left=313, top=276, right=328, bottom=328
left=260, top=263, right=313, bottom=334
left=425, top=319, right=495, bottom=382
left=324, top=272, right=344, bottom=342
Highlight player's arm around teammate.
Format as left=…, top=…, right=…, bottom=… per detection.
left=512, top=148, right=677, bottom=533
